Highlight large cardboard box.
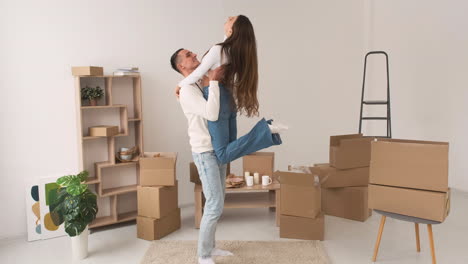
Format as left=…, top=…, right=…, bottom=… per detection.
left=72, top=66, right=104, bottom=76
left=280, top=213, right=324, bottom=240
left=190, top=162, right=230, bottom=185
left=275, top=170, right=324, bottom=219
left=370, top=139, right=449, bottom=192
left=322, top=187, right=371, bottom=222
left=315, top=164, right=369, bottom=188
left=137, top=182, right=178, bottom=219
left=88, top=125, right=119, bottom=137
left=140, top=152, right=177, bottom=186
left=329, top=134, right=373, bottom=169
left=368, top=184, right=450, bottom=222
left=137, top=208, right=181, bottom=241
left=243, top=152, right=274, bottom=179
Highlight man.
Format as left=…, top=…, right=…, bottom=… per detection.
left=171, top=48, right=233, bottom=264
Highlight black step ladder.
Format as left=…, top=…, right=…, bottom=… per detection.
left=358, top=51, right=392, bottom=138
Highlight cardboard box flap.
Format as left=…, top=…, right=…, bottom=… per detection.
left=330, top=134, right=363, bottom=147
left=340, top=137, right=374, bottom=148
left=140, top=152, right=177, bottom=169
left=375, top=138, right=449, bottom=146
left=275, top=170, right=326, bottom=186
left=247, top=152, right=275, bottom=157
left=142, top=152, right=178, bottom=160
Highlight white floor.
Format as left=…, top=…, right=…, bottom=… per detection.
left=1, top=189, right=468, bottom=264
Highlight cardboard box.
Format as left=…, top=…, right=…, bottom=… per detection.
left=329, top=134, right=373, bottom=169
left=315, top=164, right=369, bottom=188
left=280, top=213, right=324, bottom=240
left=137, top=208, right=181, bottom=240
left=322, top=187, right=371, bottom=222
left=140, top=152, right=177, bottom=186
left=72, top=66, right=104, bottom=76
left=88, top=125, right=119, bottom=137
left=275, top=170, right=324, bottom=219
left=190, top=162, right=230, bottom=185
left=368, top=184, right=450, bottom=222
left=243, top=152, right=274, bottom=179
left=137, top=182, right=178, bottom=219
left=370, top=139, right=449, bottom=192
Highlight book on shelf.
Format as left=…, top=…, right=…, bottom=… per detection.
left=113, top=71, right=140, bottom=76
left=117, top=67, right=139, bottom=71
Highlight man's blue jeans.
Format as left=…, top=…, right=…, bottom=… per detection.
left=192, top=151, right=227, bottom=258
left=203, top=85, right=282, bottom=164
left=193, top=85, right=282, bottom=258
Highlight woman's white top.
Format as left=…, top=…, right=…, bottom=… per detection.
left=178, top=45, right=227, bottom=87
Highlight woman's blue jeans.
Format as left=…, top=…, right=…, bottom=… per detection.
left=203, top=85, right=282, bottom=164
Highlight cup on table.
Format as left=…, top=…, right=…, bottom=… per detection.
left=262, top=175, right=273, bottom=186
left=246, top=176, right=254, bottom=187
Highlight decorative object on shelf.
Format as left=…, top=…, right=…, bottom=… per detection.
left=244, top=171, right=250, bottom=181
left=253, top=172, right=260, bottom=185
left=72, top=66, right=103, bottom=76
left=116, top=146, right=140, bottom=163
left=226, top=174, right=245, bottom=188
left=114, top=67, right=140, bottom=76
left=89, top=125, right=119, bottom=137
left=51, top=170, right=98, bottom=261
left=81, top=85, right=104, bottom=106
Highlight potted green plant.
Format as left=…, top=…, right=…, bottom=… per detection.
left=51, top=171, right=98, bottom=260
left=81, top=86, right=104, bottom=106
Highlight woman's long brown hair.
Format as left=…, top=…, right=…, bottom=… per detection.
left=219, top=15, right=259, bottom=117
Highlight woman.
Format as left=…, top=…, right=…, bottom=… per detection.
left=178, top=15, right=286, bottom=164
left=179, top=15, right=286, bottom=264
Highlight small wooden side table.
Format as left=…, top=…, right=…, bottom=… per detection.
left=194, top=181, right=281, bottom=228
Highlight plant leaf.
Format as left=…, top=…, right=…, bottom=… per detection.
left=57, top=175, right=73, bottom=186
left=77, top=171, right=89, bottom=182
left=66, top=183, right=88, bottom=196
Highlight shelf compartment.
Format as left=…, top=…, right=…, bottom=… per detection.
left=89, top=210, right=137, bottom=228
left=117, top=211, right=137, bottom=222
left=81, top=104, right=127, bottom=110
left=85, top=177, right=100, bottom=184
left=100, top=184, right=137, bottom=197
left=89, top=216, right=115, bottom=228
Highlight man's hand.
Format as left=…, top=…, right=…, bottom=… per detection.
left=208, top=66, right=225, bottom=81
left=175, top=86, right=181, bottom=98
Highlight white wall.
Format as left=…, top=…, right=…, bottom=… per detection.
left=367, top=0, right=468, bottom=190
left=1, top=0, right=366, bottom=239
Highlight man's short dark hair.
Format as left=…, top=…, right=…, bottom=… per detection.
left=170, top=48, right=184, bottom=73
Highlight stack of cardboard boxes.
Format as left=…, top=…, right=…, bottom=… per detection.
left=315, top=134, right=373, bottom=222
left=136, top=152, right=181, bottom=240
left=368, top=139, right=450, bottom=222
left=275, top=168, right=325, bottom=240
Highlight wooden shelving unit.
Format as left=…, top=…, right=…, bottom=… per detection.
left=75, top=74, right=144, bottom=229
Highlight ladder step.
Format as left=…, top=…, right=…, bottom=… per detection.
left=362, top=117, right=388, bottom=120
left=363, top=100, right=388, bottom=105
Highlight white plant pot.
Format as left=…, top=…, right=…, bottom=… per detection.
left=71, top=226, right=89, bottom=261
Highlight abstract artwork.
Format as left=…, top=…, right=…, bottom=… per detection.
left=25, top=181, right=42, bottom=241
left=38, top=177, right=67, bottom=240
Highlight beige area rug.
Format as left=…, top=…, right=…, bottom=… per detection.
left=140, top=240, right=330, bottom=264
